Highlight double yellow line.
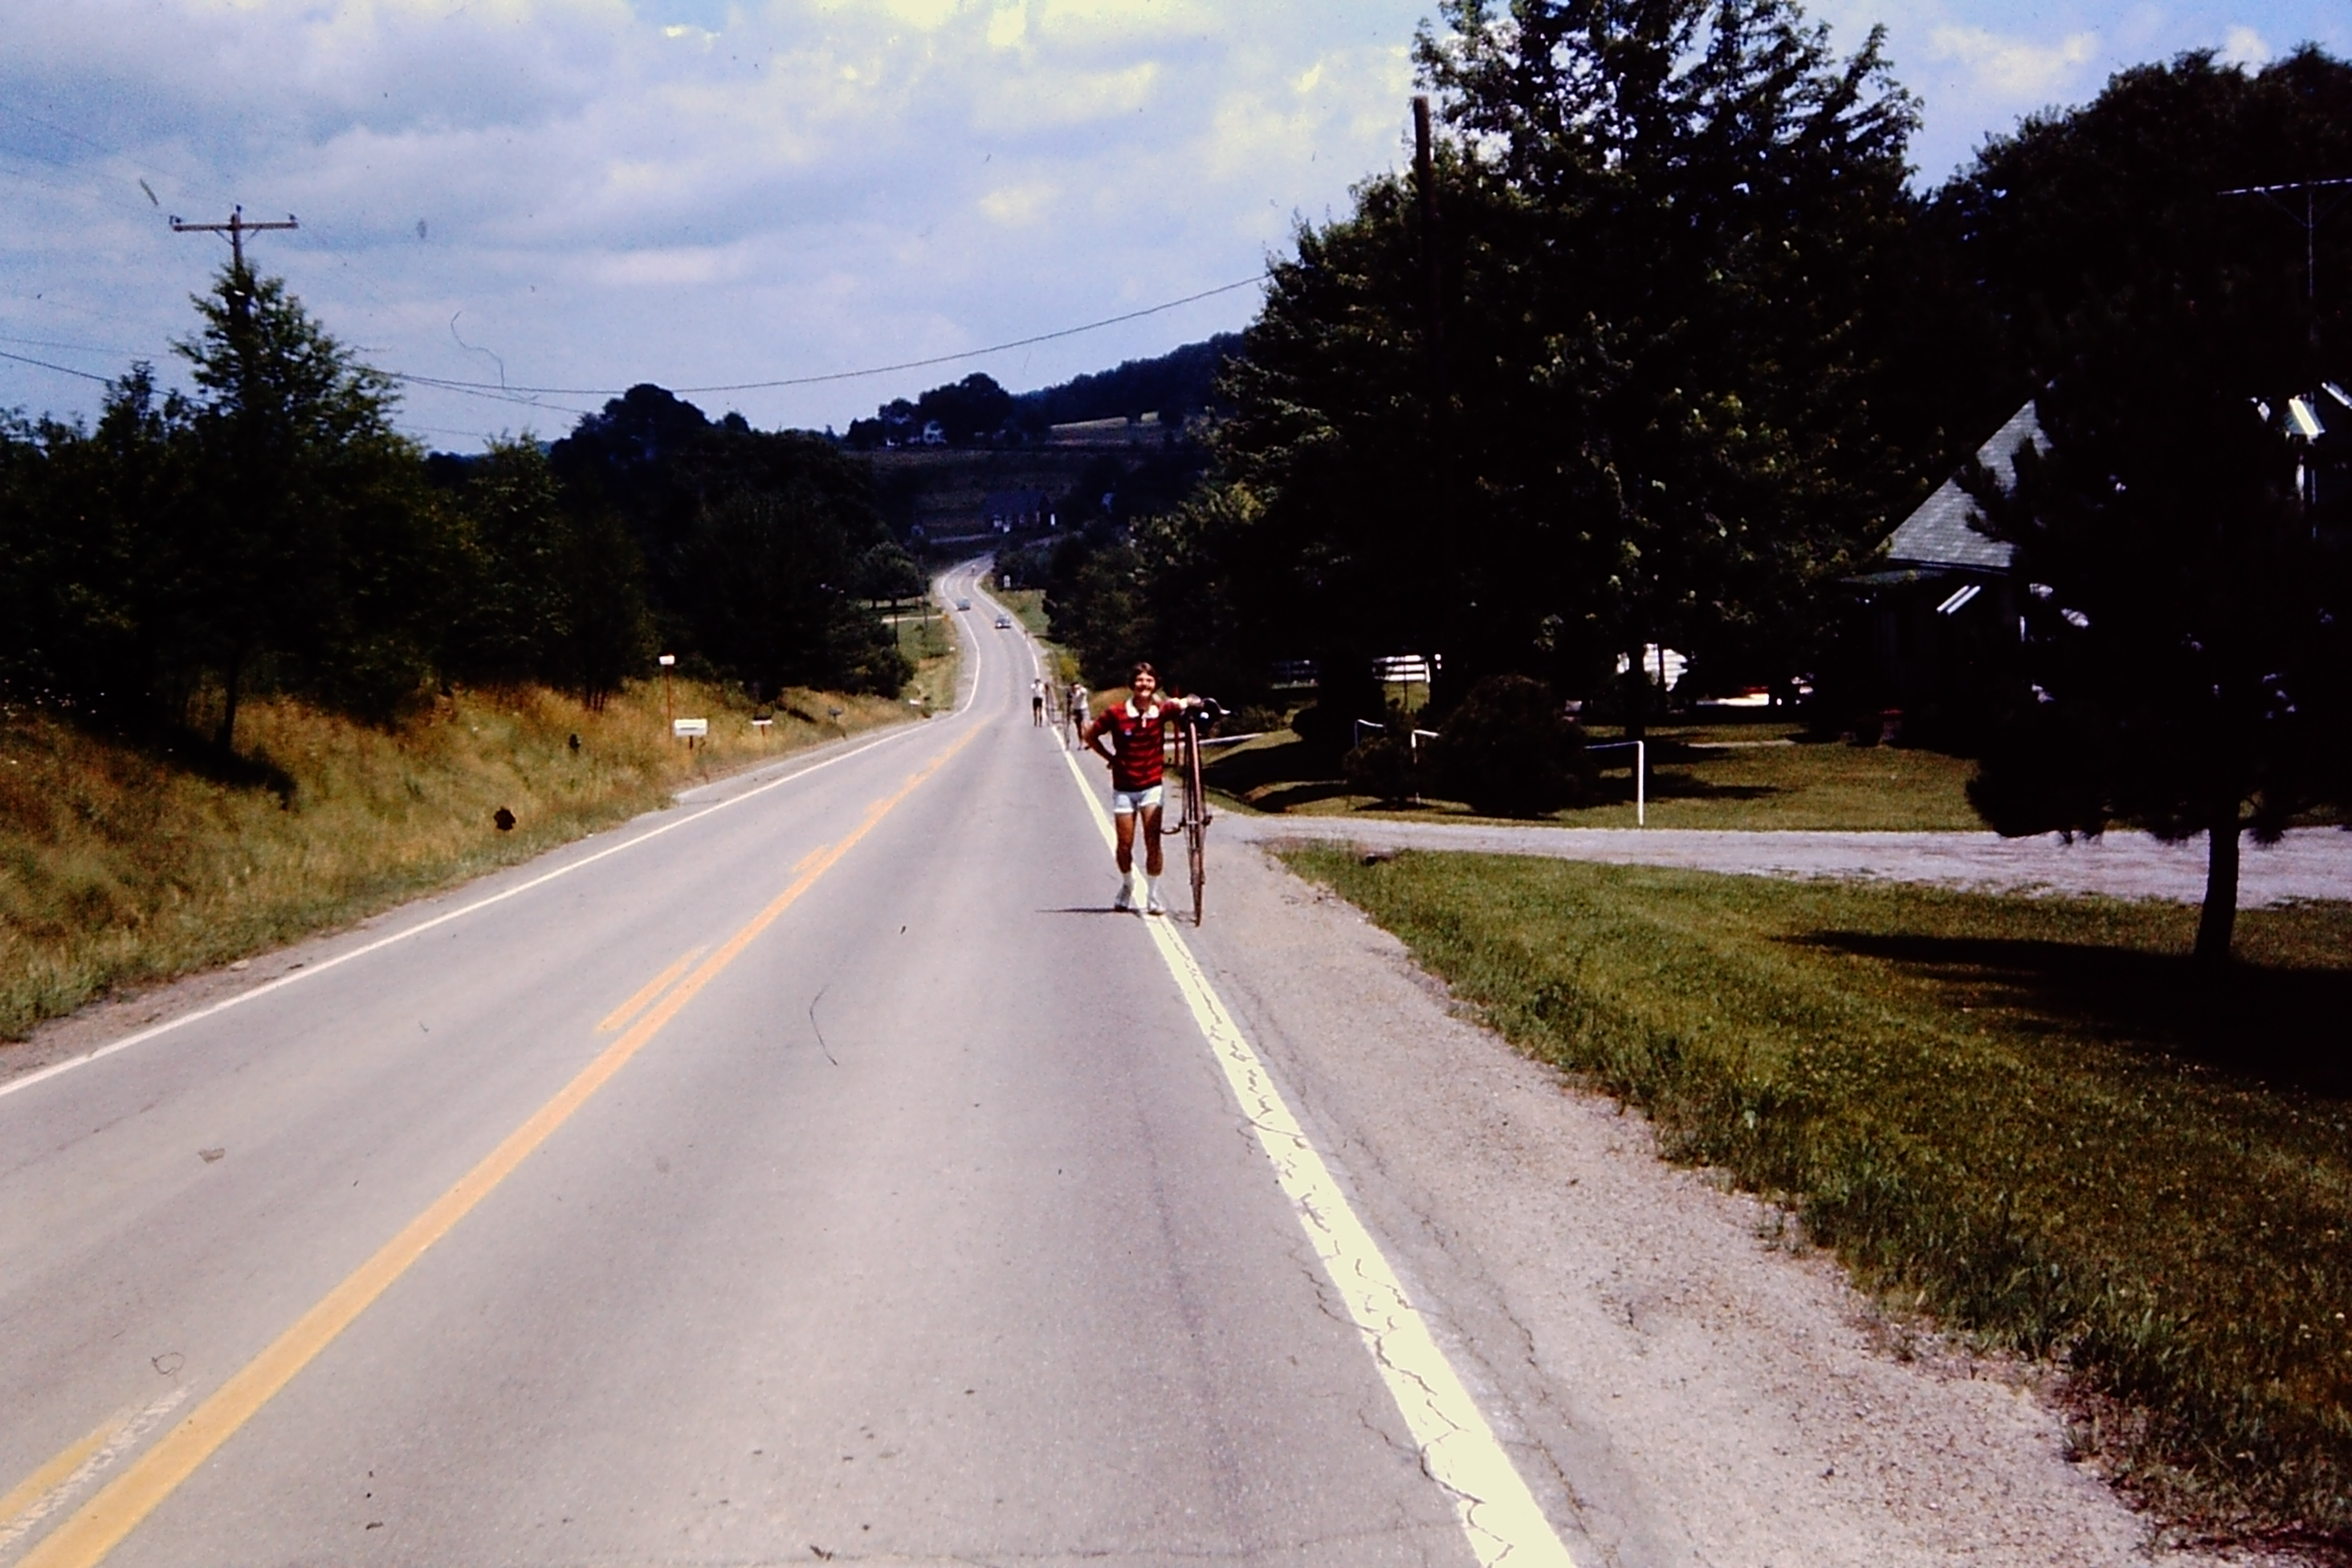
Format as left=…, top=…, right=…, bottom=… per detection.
left=15, top=730, right=973, bottom=1568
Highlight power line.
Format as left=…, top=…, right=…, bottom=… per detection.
left=390, top=273, right=1269, bottom=398
left=0, top=345, right=115, bottom=383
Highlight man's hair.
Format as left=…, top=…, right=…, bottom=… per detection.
left=1131, top=661, right=1157, bottom=682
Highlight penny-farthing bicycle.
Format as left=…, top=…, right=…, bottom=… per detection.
left=1165, top=700, right=1223, bottom=925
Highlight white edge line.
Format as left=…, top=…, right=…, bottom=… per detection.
left=1051, top=726, right=1579, bottom=1568
left=0, top=568, right=988, bottom=1106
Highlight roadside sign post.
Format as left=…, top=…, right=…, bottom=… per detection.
left=658, top=653, right=676, bottom=735
left=673, top=717, right=707, bottom=750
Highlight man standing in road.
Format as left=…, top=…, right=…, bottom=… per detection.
left=1031, top=677, right=1047, bottom=727
left=1083, top=662, right=1197, bottom=914
left=1067, top=680, right=1090, bottom=750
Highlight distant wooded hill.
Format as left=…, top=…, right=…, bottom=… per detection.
left=843, top=334, right=1243, bottom=450
left=1014, top=333, right=1243, bottom=427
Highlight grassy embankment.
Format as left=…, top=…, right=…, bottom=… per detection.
left=0, top=642, right=956, bottom=1045
left=1209, top=720, right=1981, bottom=831
left=892, top=601, right=960, bottom=710
left=1287, top=845, right=2352, bottom=1546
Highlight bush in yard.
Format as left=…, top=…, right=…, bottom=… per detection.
left=1433, top=674, right=1588, bottom=816
left=1343, top=734, right=1418, bottom=804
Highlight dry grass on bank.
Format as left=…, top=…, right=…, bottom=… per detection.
left=0, top=678, right=914, bottom=1042
left=1287, top=846, right=2352, bottom=1549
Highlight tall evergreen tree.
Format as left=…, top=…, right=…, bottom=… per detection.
left=174, top=263, right=450, bottom=748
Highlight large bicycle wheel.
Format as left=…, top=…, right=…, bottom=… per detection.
left=1183, top=726, right=1209, bottom=924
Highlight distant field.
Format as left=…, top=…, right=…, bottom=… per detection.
left=1288, top=847, right=2352, bottom=1546
left=1206, top=721, right=1982, bottom=832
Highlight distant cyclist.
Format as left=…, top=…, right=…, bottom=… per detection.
left=1081, top=662, right=1200, bottom=914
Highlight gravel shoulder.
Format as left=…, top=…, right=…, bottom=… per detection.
left=1224, top=816, right=2352, bottom=907
left=1186, top=837, right=2285, bottom=1568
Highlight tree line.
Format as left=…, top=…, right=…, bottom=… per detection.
left=0, top=265, right=920, bottom=755
left=1018, top=0, right=2352, bottom=959
left=841, top=335, right=1242, bottom=450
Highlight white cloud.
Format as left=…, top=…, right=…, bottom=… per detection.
left=1926, top=24, right=2101, bottom=99
left=18, top=0, right=2336, bottom=443
left=2220, top=25, right=2272, bottom=67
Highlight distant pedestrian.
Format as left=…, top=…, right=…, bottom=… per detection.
left=1068, top=682, right=1089, bottom=750
left=1031, top=678, right=1047, bottom=726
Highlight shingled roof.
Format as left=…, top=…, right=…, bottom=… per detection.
left=1880, top=401, right=2043, bottom=573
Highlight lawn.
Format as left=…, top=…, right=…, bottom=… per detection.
left=1207, top=722, right=1981, bottom=831
left=1283, top=846, right=2352, bottom=1547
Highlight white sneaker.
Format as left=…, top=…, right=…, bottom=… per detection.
left=1113, top=879, right=1135, bottom=912
left=1145, top=879, right=1167, bottom=916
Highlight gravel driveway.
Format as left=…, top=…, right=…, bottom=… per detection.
left=1226, top=817, right=2352, bottom=906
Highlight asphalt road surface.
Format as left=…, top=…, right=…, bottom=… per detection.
left=0, top=566, right=1576, bottom=1568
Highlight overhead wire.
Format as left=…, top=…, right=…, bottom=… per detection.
left=0, top=345, right=115, bottom=383
left=387, top=273, right=1271, bottom=398
left=0, top=98, right=1271, bottom=423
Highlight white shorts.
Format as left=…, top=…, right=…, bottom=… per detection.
left=1111, top=784, right=1164, bottom=816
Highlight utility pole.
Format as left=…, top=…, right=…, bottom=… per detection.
left=170, top=206, right=298, bottom=328
left=169, top=205, right=299, bottom=272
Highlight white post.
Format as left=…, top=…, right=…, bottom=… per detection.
left=1635, top=740, right=1645, bottom=827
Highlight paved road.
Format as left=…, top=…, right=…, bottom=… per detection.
left=1228, top=816, right=2352, bottom=907
left=0, top=568, right=1572, bottom=1568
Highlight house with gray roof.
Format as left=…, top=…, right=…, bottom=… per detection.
left=1834, top=401, right=2040, bottom=744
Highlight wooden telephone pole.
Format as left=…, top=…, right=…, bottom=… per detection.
left=169, top=205, right=299, bottom=274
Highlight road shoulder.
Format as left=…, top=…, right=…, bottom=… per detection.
left=1185, top=838, right=2269, bottom=1567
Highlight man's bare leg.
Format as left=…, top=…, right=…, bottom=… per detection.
left=1139, top=806, right=1165, bottom=878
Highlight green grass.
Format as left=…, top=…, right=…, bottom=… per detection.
left=893, top=606, right=959, bottom=711
left=1209, top=723, right=1981, bottom=831
left=0, top=678, right=920, bottom=1044
left=1284, top=846, right=2352, bottom=1547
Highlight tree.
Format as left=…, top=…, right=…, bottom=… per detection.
left=551, top=389, right=906, bottom=695
left=443, top=437, right=650, bottom=707
left=0, top=368, right=193, bottom=719
left=1951, top=50, right=2352, bottom=965
left=174, top=263, right=450, bottom=749
left=1202, top=0, right=1926, bottom=720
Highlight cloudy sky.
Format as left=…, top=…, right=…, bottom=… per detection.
left=2, top=0, right=2347, bottom=449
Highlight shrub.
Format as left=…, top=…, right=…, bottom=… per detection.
left=1433, top=673, right=1589, bottom=817
left=1343, top=735, right=1419, bottom=803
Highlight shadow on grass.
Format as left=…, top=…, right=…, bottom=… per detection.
left=98, top=717, right=302, bottom=805
left=1586, top=770, right=1782, bottom=806
left=1794, top=930, right=2352, bottom=1098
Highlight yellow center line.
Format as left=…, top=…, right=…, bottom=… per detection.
left=596, top=946, right=705, bottom=1033
left=18, top=726, right=977, bottom=1568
